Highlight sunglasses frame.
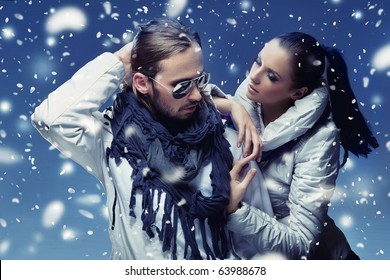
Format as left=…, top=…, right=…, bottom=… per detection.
left=148, top=72, right=210, bottom=99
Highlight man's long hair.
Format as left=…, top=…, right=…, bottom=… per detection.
left=130, top=18, right=202, bottom=112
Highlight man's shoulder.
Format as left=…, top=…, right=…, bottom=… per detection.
left=92, top=109, right=114, bottom=141
left=223, top=127, right=243, bottom=160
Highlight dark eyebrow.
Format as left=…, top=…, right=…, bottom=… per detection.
left=258, top=52, right=282, bottom=80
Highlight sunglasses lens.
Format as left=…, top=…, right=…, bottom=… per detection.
left=173, top=81, right=192, bottom=97
left=172, top=73, right=210, bottom=99
left=197, top=73, right=209, bottom=89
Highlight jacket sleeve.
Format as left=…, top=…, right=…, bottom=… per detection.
left=31, top=52, right=125, bottom=180
left=227, top=120, right=340, bottom=259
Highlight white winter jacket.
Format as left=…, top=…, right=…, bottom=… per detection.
left=31, top=53, right=273, bottom=260
left=226, top=77, right=352, bottom=259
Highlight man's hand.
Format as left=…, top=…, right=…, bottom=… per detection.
left=114, top=42, right=133, bottom=89
left=226, top=154, right=257, bottom=214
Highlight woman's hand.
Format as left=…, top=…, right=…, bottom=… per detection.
left=213, top=96, right=262, bottom=161
left=114, top=41, right=133, bottom=89
left=230, top=101, right=262, bottom=161
left=226, top=154, right=257, bottom=214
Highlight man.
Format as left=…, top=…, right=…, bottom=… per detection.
left=31, top=18, right=272, bottom=260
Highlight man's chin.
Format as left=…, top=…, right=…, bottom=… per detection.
left=175, top=117, right=193, bottom=128
left=157, top=114, right=194, bottom=134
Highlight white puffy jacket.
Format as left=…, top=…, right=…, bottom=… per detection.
left=226, top=77, right=353, bottom=260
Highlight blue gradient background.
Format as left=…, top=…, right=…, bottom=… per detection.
left=0, top=0, right=389, bottom=260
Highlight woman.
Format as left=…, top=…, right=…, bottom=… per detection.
left=217, top=32, right=379, bottom=260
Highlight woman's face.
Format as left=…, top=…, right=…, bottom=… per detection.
left=246, top=38, right=300, bottom=106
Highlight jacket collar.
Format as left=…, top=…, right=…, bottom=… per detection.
left=235, top=77, right=329, bottom=151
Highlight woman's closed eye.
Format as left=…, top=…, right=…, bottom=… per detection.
left=254, top=57, right=280, bottom=82
left=267, top=71, right=279, bottom=82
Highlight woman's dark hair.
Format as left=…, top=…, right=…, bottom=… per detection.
left=276, top=32, right=326, bottom=94
left=276, top=32, right=378, bottom=164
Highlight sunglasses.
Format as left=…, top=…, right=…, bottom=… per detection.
left=148, top=72, right=210, bottom=99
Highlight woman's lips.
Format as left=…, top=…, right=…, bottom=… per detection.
left=247, top=83, right=258, bottom=95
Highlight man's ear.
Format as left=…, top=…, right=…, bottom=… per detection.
left=133, top=73, right=151, bottom=95
left=291, top=86, right=308, bottom=100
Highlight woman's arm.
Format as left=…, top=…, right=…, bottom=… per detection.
left=227, top=121, right=340, bottom=259
left=213, top=95, right=262, bottom=161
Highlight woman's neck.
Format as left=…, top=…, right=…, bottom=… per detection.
left=261, top=101, right=293, bottom=127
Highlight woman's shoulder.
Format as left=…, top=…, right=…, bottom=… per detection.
left=311, top=118, right=339, bottom=141
left=297, top=118, right=340, bottom=156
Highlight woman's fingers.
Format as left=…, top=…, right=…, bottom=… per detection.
left=243, top=126, right=262, bottom=162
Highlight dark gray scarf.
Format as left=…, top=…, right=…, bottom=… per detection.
left=107, top=91, right=233, bottom=259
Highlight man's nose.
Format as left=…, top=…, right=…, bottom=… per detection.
left=188, top=85, right=203, bottom=101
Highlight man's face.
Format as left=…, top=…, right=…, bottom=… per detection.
left=147, top=43, right=205, bottom=122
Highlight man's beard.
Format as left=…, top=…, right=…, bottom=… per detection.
left=150, top=89, right=195, bottom=135
left=153, top=106, right=194, bottom=134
